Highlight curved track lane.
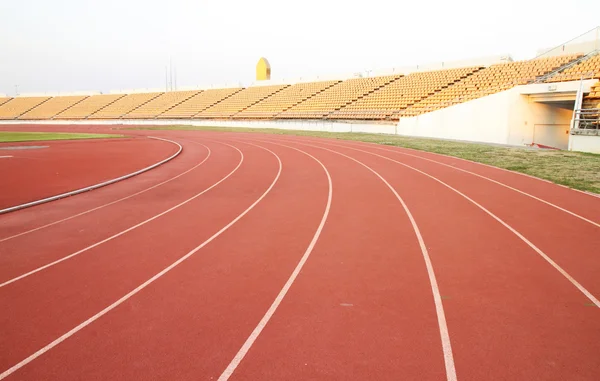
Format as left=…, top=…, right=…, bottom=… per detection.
left=1, top=129, right=599, bottom=381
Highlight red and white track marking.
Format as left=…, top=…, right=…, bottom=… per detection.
left=1, top=128, right=599, bottom=381
left=0, top=141, right=282, bottom=380
left=299, top=139, right=600, bottom=308
left=0, top=142, right=238, bottom=287
left=0, top=140, right=209, bottom=243
left=0, top=137, right=181, bottom=214
left=336, top=140, right=600, bottom=228
left=244, top=138, right=457, bottom=381
left=218, top=140, right=333, bottom=381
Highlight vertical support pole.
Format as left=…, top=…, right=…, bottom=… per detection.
left=568, top=78, right=585, bottom=151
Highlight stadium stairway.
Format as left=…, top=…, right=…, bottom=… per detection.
left=544, top=51, right=600, bottom=83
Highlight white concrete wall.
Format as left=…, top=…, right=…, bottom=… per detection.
left=396, top=84, right=582, bottom=149
left=570, top=134, right=600, bottom=153
left=528, top=103, right=572, bottom=149
left=0, top=118, right=398, bottom=134
left=397, top=88, right=519, bottom=145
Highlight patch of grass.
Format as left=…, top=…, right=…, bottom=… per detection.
left=0, top=131, right=123, bottom=143
left=127, top=125, right=600, bottom=194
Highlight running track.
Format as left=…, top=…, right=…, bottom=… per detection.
left=0, top=127, right=599, bottom=381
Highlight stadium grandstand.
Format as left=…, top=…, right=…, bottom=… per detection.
left=234, top=80, right=340, bottom=119
left=196, top=84, right=289, bottom=119
left=124, top=90, right=200, bottom=119
left=88, top=92, right=163, bottom=119
left=1, top=27, right=599, bottom=152
left=18, top=95, right=88, bottom=120
left=54, top=94, right=126, bottom=119
left=400, top=54, right=582, bottom=117
left=158, top=88, right=242, bottom=119
left=0, top=96, right=50, bottom=120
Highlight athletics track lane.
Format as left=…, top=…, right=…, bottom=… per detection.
left=1, top=129, right=599, bottom=380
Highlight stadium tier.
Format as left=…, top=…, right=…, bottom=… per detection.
left=54, top=94, right=126, bottom=119
left=18, top=95, right=88, bottom=120
left=329, top=67, right=482, bottom=121
left=124, top=91, right=201, bottom=119
left=234, top=80, right=341, bottom=119
left=0, top=97, right=11, bottom=107
left=278, top=75, right=400, bottom=119
left=546, top=53, right=600, bottom=82
left=2, top=52, right=597, bottom=122
left=0, top=97, right=50, bottom=120
left=197, top=85, right=289, bottom=119
left=158, top=88, right=242, bottom=119
left=88, top=93, right=163, bottom=119
left=400, top=54, right=581, bottom=117
left=583, top=81, right=600, bottom=109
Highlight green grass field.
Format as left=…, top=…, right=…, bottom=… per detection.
left=0, top=131, right=123, bottom=143
left=132, top=125, right=600, bottom=194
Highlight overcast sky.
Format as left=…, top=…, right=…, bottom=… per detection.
left=0, top=0, right=598, bottom=95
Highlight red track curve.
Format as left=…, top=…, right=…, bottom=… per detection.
left=0, top=128, right=599, bottom=381
left=0, top=136, right=180, bottom=212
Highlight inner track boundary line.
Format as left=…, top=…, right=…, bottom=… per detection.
left=0, top=136, right=182, bottom=215
left=0, top=141, right=283, bottom=380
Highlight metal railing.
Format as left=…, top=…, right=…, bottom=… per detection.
left=535, top=26, right=600, bottom=59
left=572, top=108, right=600, bottom=133
left=535, top=52, right=598, bottom=83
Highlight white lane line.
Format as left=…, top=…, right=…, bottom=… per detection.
left=333, top=140, right=600, bottom=228
left=267, top=139, right=458, bottom=381
left=218, top=140, right=333, bottom=381
left=0, top=140, right=211, bottom=243
left=0, top=141, right=283, bottom=380
left=0, top=136, right=183, bottom=215
left=0, top=143, right=241, bottom=288
left=320, top=142, right=600, bottom=309
left=0, top=156, right=13, bottom=159
left=339, top=138, right=600, bottom=200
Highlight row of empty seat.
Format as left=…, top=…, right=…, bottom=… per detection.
left=547, top=53, right=600, bottom=82
left=125, top=91, right=200, bottom=119
left=279, top=75, right=400, bottom=119
left=19, top=95, right=88, bottom=120
left=582, top=81, right=600, bottom=110
left=56, top=94, right=125, bottom=119
left=88, top=92, right=163, bottom=119
left=0, top=97, right=50, bottom=120
left=1, top=52, right=597, bottom=122
left=234, top=80, right=341, bottom=119
left=160, top=88, right=242, bottom=119
left=0, top=97, right=12, bottom=107
left=199, top=85, right=289, bottom=118
left=330, top=66, right=482, bottom=120
left=401, top=54, right=581, bottom=117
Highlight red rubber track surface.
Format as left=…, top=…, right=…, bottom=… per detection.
left=0, top=136, right=178, bottom=209
left=0, top=126, right=599, bottom=381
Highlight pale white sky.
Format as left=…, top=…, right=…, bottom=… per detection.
left=0, top=0, right=598, bottom=95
